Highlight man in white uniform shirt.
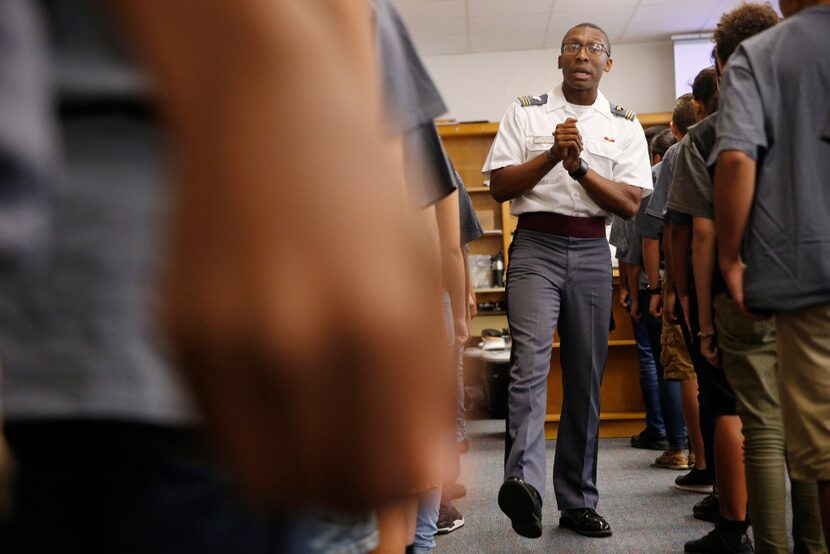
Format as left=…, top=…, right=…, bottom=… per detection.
left=483, top=23, right=652, bottom=539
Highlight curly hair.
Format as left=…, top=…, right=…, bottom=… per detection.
left=713, top=2, right=780, bottom=64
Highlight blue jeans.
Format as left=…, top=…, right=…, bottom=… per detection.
left=455, top=346, right=466, bottom=443
left=413, top=488, right=441, bottom=553
left=300, top=511, right=378, bottom=554
left=634, top=290, right=687, bottom=450
left=632, top=306, right=665, bottom=438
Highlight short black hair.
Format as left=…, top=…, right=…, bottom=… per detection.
left=644, top=125, right=668, bottom=157
left=564, top=23, right=611, bottom=56
left=713, top=3, right=779, bottom=64
left=692, top=66, right=719, bottom=116
left=651, top=129, right=677, bottom=159
left=672, top=93, right=696, bottom=135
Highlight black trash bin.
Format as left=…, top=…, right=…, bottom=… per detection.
left=480, top=349, right=510, bottom=419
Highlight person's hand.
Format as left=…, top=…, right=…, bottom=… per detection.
left=630, top=292, right=641, bottom=321
left=700, top=334, right=720, bottom=368
left=618, top=285, right=630, bottom=310
left=550, top=118, right=582, bottom=169
left=455, top=317, right=470, bottom=345
left=664, top=288, right=677, bottom=323
left=678, top=294, right=691, bottom=330
left=649, top=292, right=663, bottom=319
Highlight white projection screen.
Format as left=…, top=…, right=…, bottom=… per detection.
left=672, top=35, right=715, bottom=98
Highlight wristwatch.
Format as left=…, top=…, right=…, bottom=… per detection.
left=646, top=285, right=662, bottom=295
left=568, top=158, right=589, bottom=180
left=697, top=330, right=717, bottom=339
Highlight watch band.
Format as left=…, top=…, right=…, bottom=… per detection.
left=568, top=158, right=589, bottom=180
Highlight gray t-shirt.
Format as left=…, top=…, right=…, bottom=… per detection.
left=0, top=0, right=58, bottom=268
left=374, top=0, right=455, bottom=208
left=666, top=114, right=718, bottom=220
left=712, top=4, right=830, bottom=312
left=644, top=142, right=681, bottom=220
left=456, top=171, right=484, bottom=245
left=0, top=0, right=195, bottom=423
left=609, top=215, right=648, bottom=289
left=635, top=161, right=667, bottom=239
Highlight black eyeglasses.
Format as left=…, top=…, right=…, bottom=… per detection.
left=561, top=42, right=609, bottom=57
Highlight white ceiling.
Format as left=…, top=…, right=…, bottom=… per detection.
left=391, top=0, right=782, bottom=56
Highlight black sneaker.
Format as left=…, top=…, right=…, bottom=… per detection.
left=675, top=468, right=714, bottom=494
left=436, top=504, right=465, bottom=534
left=498, top=477, right=543, bottom=539
left=630, top=429, right=669, bottom=451
left=684, top=526, right=752, bottom=553
left=693, top=494, right=720, bottom=523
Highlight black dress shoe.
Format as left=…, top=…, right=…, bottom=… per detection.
left=559, top=508, right=612, bottom=538
left=497, top=477, right=543, bottom=539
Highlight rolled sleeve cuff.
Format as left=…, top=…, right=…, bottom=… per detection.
left=709, top=137, right=760, bottom=166
left=665, top=201, right=712, bottom=220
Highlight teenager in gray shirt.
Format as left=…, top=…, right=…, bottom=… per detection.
left=713, top=0, right=830, bottom=547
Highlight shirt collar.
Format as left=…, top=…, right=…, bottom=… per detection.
left=545, top=84, right=613, bottom=120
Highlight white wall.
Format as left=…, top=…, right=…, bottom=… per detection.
left=423, top=41, right=675, bottom=123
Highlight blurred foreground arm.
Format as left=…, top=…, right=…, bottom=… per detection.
left=114, top=0, right=447, bottom=510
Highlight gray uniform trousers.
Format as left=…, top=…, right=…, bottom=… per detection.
left=504, top=229, right=612, bottom=510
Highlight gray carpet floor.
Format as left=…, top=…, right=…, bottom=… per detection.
left=435, top=420, right=717, bottom=553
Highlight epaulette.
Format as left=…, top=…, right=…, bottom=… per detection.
left=517, top=94, right=548, bottom=107
left=610, top=103, right=636, bottom=121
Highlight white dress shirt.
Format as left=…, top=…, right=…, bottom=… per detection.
left=483, top=84, right=652, bottom=219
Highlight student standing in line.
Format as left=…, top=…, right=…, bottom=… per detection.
left=713, top=0, right=830, bottom=548
left=625, top=128, right=690, bottom=472
left=637, top=95, right=713, bottom=495
left=484, top=22, right=652, bottom=539
left=0, top=0, right=450, bottom=552
left=667, top=5, right=783, bottom=552
left=704, top=6, right=824, bottom=553
left=664, top=67, right=724, bottom=526
left=612, top=125, right=673, bottom=455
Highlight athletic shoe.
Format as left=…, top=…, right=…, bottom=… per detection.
left=436, top=504, right=465, bottom=535
left=684, top=526, right=752, bottom=553
left=653, top=450, right=690, bottom=470
left=693, top=493, right=720, bottom=523
left=675, top=468, right=714, bottom=494
left=630, top=429, right=669, bottom=451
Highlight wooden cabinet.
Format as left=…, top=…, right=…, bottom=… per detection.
left=438, top=115, right=671, bottom=438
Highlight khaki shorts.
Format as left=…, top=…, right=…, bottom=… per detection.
left=777, top=301, right=830, bottom=481
left=661, top=311, right=696, bottom=381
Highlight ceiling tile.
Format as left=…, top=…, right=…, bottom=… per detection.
left=404, top=16, right=466, bottom=36
left=545, top=9, right=632, bottom=45
left=411, top=34, right=469, bottom=55
left=630, top=2, right=717, bottom=25
left=469, top=33, right=547, bottom=52
left=469, top=13, right=550, bottom=35
left=553, top=0, right=638, bottom=11
left=468, top=0, right=554, bottom=17
left=394, top=0, right=466, bottom=22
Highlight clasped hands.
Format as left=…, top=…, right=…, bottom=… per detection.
left=549, top=118, right=583, bottom=173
